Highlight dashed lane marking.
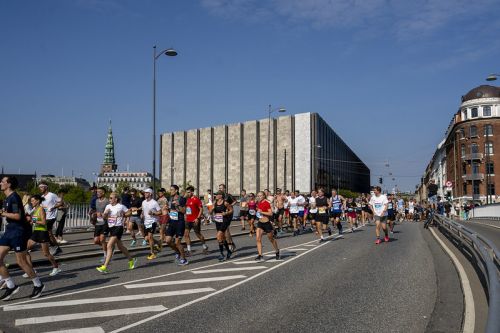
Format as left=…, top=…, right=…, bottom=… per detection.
left=43, top=327, right=105, bottom=333
left=124, top=275, right=247, bottom=289
left=191, top=266, right=268, bottom=274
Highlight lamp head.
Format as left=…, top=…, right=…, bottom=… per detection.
left=278, top=107, right=286, bottom=113
left=165, top=48, right=178, bottom=57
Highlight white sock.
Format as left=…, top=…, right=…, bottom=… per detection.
left=203, top=244, right=208, bottom=250
left=5, top=277, right=15, bottom=289
left=32, top=277, right=42, bottom=287
left=321, top=235, right=324, bottom=239
left=187, top=245, right=191, bottom=251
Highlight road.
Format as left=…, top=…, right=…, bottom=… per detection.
left=457, top=219, right=500, bottom=249
left=0, top=222, right=465, bottom=333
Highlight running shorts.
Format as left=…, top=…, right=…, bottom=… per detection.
left=46, top=218, right=56, bottom=231
left=144, top=223, right=157, bottom=235
left=330, top=211, right=342, bottom=219
left=346, top=212, right=356, bottom=219
left=159, top=215, right=169, bottom=225
left=247, top=214, right=257, bottom=220
left=0, top=227, right=30, bottom=252
left=239, top=210, right=248, bottom=218
left=298, top=211, right=304, bottom=218
left=186, top=221, right=201, bottom=233
left=316, top=213, right=329, bottom=224
left=374, top=216, right=388, bottom=223
left=215, top=220, right=231, bottom=232
left=31, top=230, right=51, bottom=243
left=308, top=212, right=317, bottom=220
left=257, top=221, right=274, bottom=234
left=290, top=213, right=299, bottom=219
left=131, top=216, right=143, bottom=226
left=108, top=226, right=124, bottom=239
left=166, top=221, right=185, bottom=238
left=94, top=224, right=109, bottom=237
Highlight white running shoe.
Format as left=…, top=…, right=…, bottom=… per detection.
left=22, top=269, right=37, bottom=278
left=49, top=267, right=61, bottom=277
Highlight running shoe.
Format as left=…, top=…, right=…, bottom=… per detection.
left=384, top=236, right=390, bottom=242
left=30, top=283, right=45, bottom=299
left=226, top=250, right=232, bottom=260
left=177, top=258, right=189, bottom=266
left=128, top=258, right=137, bottom=270
left=54, top=247, right=63, bottom=256
left=22, top=269, right=37, bottom=278
left=375, top=239, right=381, bottom=245
left=130, top=239, right=137, bottom=247
left=0, top=285, right=19, bottom=301
left=147, top=253, right=157, bottom=260
left=0, top=281, right=6, bottom=290
left=327, top=228, right=332, bottom=236
left=255, top=255, right=263, bottom=261
left=153, top=244, right=160, bottom=253
left=141, top=240, right=147, bottom=246
left=49, top=246, right=58, bottom=256
left=218, top=254, right=225, bottom=262
left=175, top=253, right=180, bottom=261
left=319, top=238, right=325, bottom=243
left=49, top=267, right=61, bottom=277
left=58, top=239, right=68, bottom=244
left=275, top=250, right=280, bottom=260
left=230, top=243, right=236, bottom=252
left=96, top=265, right=109, bottom=273
left=185, top=250, right=191, bottom=257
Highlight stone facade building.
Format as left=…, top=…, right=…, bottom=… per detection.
left=161, top=112, right=370, bottom=196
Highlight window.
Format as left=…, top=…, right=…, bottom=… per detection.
left=487, top=183, right=495, bottom=195
left=470, top=125, right=478, bottom=137
left=484, top=124, right=493, bottom=136
left=462, top=163, right=467, bottom=175
left=483, top=106, right=491, bottom=117
left=471, top=107, right=478, bottom=118
left=463, top=182, right=467, bottom=194
left=471, top=143, right=479, bottom=154
left=461, top=144, right=466, bottom=157
left=485, top=142, right=493, bottom=155
left=462, top=109, right=467, bottom=120
left=486, top=162, right=494, bottom=175
left=458, top=128, right=465, bottom=139
left=472, top=162, right=479, bottom=174
left=473, top=182, right=480, bottom=195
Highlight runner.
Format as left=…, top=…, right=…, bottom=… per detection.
left=355, top=197, right=363, bottom=226
left=329, top=189, right=345, bottom=235
left=386, top=193, right=396, bottom=234
left=254, top=191, right=280, bottom=261
left=156, top=188, right=169, bottom=250
left=25, top=195, right=61, bottom=277
left=308, top=191, right=318, bottom=235
left=396, top=196, right=405, bottom=222
left=54, top=189, right=69, bottom=244
left=128, top=189, right=144, bottom=247
left=238, top=189, right=249, bottom=231
left=96, top=192, right=137, bottom=273
left=38, top=181, right=63, bottom=256
left=247, top=193, right=257, bottom=237
left=369, top=186, right=389, bottom=244
left=361, top=193, right=372, bottom=225
left=213, top=191, right=233, bottom=261
left=0, top=176, right=44, bottom=300
left=184, top=186, right=209, bottom=256
left=287, top=191, right=300, bottom=236
left=204, top=189, right=213, bottom=224
left=345, top=197, right=357, bottom=233
left=219, top=184, right=236, bottom=252
left=274, top=189, right=286, bottom=233
left=142, top=188, right=162, bottom=260
left=315, top=188, right=331, bottom=242
left=296, top=191, right=307, bottom=231
left=92, top=187, right=109, bottom=263
left=166, top=185, right=188, bottom=266
left=408, top=199, right=415, bottom=221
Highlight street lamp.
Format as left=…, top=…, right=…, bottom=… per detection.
left=486, top=74, right=499, bottom=81
left=153, top=45, right=177, bottom=196
left=267, top=105, right=286, bottom=190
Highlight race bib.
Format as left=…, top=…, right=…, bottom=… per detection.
left=186, top=207, right=192, bottom=215
left=132, top=210, right=138, bottom=216
left=318, top=207, right=326, bottom=214
left=97, top=217, right=104, bottom=223
left=256, top=212, right=262, bottom=219
left=375, top=203, right=382, bottom=209
left=214, top=215, right=224, bottom=223
left=169, top=211, right=179, bottom=221
left=107, top=216, right=117, bottom=227
left=348, top=208, right=353, bottom=212
left=249, top=209, right=256, bottom=215
left=333, top=203, right=341, bottom=210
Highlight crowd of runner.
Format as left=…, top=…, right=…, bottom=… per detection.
left=1, top=175, right=423, bottom=301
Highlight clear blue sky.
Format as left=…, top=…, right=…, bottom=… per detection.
left=1, top=0, right=499, bottom=192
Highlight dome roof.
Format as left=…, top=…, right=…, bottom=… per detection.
left=461, top=85, right=500, bottom=102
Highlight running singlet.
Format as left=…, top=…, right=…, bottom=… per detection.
left=186, top=196, right=202, bottom=222
left=331, top=195, right=342, bottom=212
left=369, top=195, right=388, bottom=217
left=316, top=196, right=328, bottom=214
left=31, top=207, right=47, bottom=231
left=248, top=200, right=257, bottom=216
left=257, top=200, right=271, bottom=220
left=288, top=197, right=299, bottom=214
left=309, top=197, right=317, bottom=213
left=213, top=200, right=228, bottom=223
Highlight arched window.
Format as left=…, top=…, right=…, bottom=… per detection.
left=471, top=107, right=478, bottom=118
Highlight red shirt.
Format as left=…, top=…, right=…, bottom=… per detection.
left=186, top=196, right=202, bottom=222
left=257, top=200, right=271, bottom=219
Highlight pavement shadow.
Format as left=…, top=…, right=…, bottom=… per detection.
left=43, top=277, right=119, bottom=296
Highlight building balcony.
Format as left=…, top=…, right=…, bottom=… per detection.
left=461, top=153, right=483, bottom=161
left=462, top=173, right=484, bottom=181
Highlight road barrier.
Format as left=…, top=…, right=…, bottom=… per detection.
left=434, top=215, right=500, bottom=333
left=469, top=203, right=500, bottom=220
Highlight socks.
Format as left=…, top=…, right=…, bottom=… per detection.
left=187, top=245, right=191, bottom=251
left=202, top=244, right=208, bottom=250
left=5, top=277, right=15, bottom=289
left=32, top=277, right=42, bottom=287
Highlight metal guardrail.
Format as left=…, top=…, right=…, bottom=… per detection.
left=433, top=215, right=500, bottom=333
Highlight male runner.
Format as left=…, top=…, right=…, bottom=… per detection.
left=92, top=187, right=109, bottom=263
left=38, top=181, right=63, bottom=256
left=369, top=186, right=389, bottom=244
left=157, top=188, right=169, bottom=249
left=184, top=186, right=209, bottom=255
left=0, top=176, right=44, bottom=300
left=329, top=189, right=345, bottom=235
left=238, top=189, right=249, bottom=231
left=142, top=188, right=161, bottom=260
left=386, top=193, right=396, bottom=234
left=166, top=185, right=188, bottom=266
left=219, top=184, right=236, bottom=252
left=274, top=189, right=286, bottom=233
left=128, top=189, right=144, bottom=247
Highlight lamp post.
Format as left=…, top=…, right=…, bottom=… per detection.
left=266, top=105, right=286, bottom=190
left=486, top=73, right=500, bottom=81
left=153, top=45, right=177, bottom=195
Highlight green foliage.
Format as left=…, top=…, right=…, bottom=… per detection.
left=338, top=189, right=358, bottom=198
left=115, top=181, right=130, bottom=195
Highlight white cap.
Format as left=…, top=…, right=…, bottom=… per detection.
left=144, top=188, right=153, bottom=194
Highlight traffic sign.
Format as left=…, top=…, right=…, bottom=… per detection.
left=445, top=181, right=453, bottom=187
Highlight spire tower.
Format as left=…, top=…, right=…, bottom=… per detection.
left=100, top=120, right=117, bottom=175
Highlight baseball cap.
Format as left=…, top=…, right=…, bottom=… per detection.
left=144, top=188, right=153, bottom=194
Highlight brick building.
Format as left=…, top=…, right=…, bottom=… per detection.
left=443, top=85, right=500, bottom=203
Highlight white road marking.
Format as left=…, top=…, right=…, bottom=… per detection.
left=192, top=266, right=268, bottom=274
left=284, top=248, right=309, bottom=251
left=429, top=227, right=475, bottom=333
left=43, top=327, right=105, bottom=333
left=5, top=288, right=214, bottom=311
left=124, top=276, right=246, bottom=289
left=16, top=305, right=167, bottom=326
left=233, top=259, right=284, bottom=265
left=303, top=244, right=317, bottom=247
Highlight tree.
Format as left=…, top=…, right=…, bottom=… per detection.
left=115, top=181, right=130, bottom=195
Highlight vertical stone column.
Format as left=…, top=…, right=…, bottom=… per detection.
left=243, top=121, right=258, bottom=193
left=227, top=123, right=241, bottom=195
left=199, top=127, right=213, bottom=194
left=160, top=133, right=173, bottom=189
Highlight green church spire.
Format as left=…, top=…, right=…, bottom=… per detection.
left=100, top=120, right=117, bottom=174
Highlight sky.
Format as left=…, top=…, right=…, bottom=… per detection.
left=1, top=0, right=500, bottom=192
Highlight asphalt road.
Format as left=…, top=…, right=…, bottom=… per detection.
left=0, top=222, right=465, bottom=333
left=456, top=219, right=500, bottom=249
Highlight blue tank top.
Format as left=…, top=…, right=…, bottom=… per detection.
left=331, top=195, right=342, bottom=212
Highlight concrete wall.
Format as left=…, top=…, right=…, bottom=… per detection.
left=160, top=133, right=173, bottom=189
left=173, top=131, right=185, bottom=186
left=243, top=120, right=258, bottom=193
left=185, top=130, right=198, bottom=189
left=294, top=113, right=312, bottom=193
left=276, top=115, right=293, bottom=191
left=213, top=125, right=226, bottom=189
left=227, top=123, right=241, bottom=195
left=198, top=128, right=212, bottom=194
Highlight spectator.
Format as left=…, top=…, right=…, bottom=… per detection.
left=55, top=189, right=69, bottom=244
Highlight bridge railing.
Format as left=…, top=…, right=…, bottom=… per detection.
left=434, top=214, right=500, bottom=333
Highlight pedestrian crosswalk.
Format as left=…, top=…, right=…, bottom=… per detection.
left=1, top=237, right=337, bottom=332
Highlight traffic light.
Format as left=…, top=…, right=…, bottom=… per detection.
left=379, top=177, right=383, bottom=184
